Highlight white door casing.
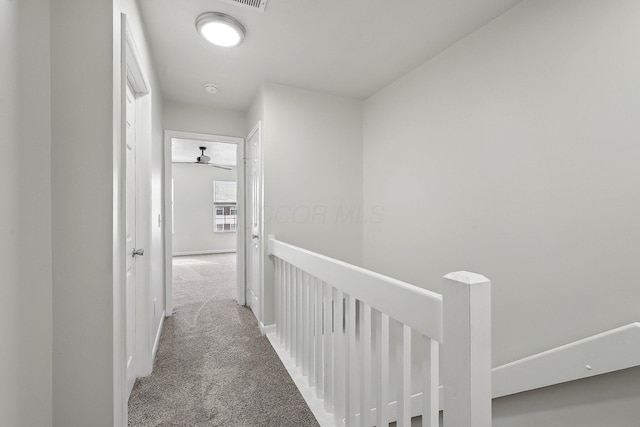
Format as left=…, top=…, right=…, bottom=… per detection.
left=245, top=123, right=262, bottom=320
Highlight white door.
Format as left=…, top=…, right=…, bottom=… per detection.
left=245, top=126, right=262, bottom=318
left=125, top=83, right=140, bottom=397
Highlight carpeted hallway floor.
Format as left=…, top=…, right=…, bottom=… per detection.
left=128, top=253, right=319, bottom=427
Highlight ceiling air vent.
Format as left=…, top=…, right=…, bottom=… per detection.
left=220, top=0, right=268, bottom=13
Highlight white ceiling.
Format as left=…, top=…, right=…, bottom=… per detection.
left=172, top=138, right=237, bottom=166
left=138, top=0, right=522, bottom=111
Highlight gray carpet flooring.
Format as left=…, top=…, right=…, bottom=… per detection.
left=128, top=253, right=320, bottom=427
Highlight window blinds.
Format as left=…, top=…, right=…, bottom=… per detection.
left=213, top=180, right=237, bottom=204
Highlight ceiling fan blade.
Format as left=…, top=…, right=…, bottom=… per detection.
left=186, top=160, right=233, bottom=170
left=208, top=164, right=233, bottom=170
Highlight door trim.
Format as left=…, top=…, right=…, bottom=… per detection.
left=163, top=130, right=246, bottom=315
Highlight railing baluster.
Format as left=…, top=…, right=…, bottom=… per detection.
left=360, top=303, right=372, bottom=427
left=278, top=260, right=287, bottom=347
left=296, top=268, right=303, bottom=367
left=323, top=282, right=333, bottom=411
left=302, top=272, right=310, bottom=377
left=314, top=277, right=323, bottom=394
left=275, top=259, right=281, bottom=339
left=287, top=263, right=293, bottom=354
left=345, top=295, right=357, bottom=426
left=398, top=324, right=412, bottom=427
left=292, top=266, right=299, bottom=363
left=274, top=259, right=279, bottom=337
left=277, top=258, right=284, bottom=344
left=306, top=273, right=314, bottom=383
left=293, top=268, right=302, bottom=366
left=333, top=289, right=345, bottom=425
left=280, top=259, right=285, bottom=344
left=282, top=262, right=286, bottom=348
left=284, top=262, right=289, bottom=349
left=422, top=336, right=439, bottom=427
left=291, top=266, right=296, bottom=361
left=377, top=313, right=390, bottom=427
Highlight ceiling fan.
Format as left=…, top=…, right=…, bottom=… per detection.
left=195, top=146, right=233, bottom=170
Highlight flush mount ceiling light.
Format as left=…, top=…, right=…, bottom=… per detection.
left=196, top=12, right=246, bottom=47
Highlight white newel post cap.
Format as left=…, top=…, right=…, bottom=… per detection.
left=443, top=271, right=490, bottom=286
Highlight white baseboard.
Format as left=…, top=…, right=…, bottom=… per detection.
left=246, top=289, right=260, bottom=317
left=259, top=322, right=276, bottom=336
left=152, top=312, right=165, bottom=363
left=266, top=332, right=335, bottom=427
left=173, top=249, right=236, bottom=256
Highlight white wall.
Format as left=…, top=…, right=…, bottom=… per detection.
left=172, top=164, right=237, bottom=254
left=247, top=87, right=264, bottom=137
left=252, top=82, right=363, bottom=325
left=363, top=0, right=640, bottom=424
left=164, top=100, right=246, bottom=137
left=0, top=0, right=52, bottom=426
left=52, top=0, right=114, bottom=425
left=51, top=0, right=165, bottom=425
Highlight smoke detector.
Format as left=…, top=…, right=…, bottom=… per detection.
left=219, top=0, right=268, bottom=13
left=204, top=83, right=219, bottom=94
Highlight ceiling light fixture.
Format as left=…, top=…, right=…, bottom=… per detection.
left=196, top=12, right=246, bottom=47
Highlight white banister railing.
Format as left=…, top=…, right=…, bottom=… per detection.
left=267, top=236, right=492, bottom=427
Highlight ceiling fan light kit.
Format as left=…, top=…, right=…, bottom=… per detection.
left=194, top=146, right=233, bottom=170
left=197, top=146, right=211, bottom=163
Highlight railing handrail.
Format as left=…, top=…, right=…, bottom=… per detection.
left=268, top=235, right=444, bottom=342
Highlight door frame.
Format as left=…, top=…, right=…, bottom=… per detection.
left=245, top=121, right=265, bottom=326
left=163, top=130, right=246, bottom=314
left=116, top=14, right=152, bottom=425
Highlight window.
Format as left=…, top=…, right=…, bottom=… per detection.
left=214, top=205, right=237, bottom=232
left=213, top=180, right=237, bottom=232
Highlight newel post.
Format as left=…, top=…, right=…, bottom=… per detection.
left=443, top=271, right=492, bottom=427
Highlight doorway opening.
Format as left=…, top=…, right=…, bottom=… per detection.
left=163, top=131, right=246, bottom=315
